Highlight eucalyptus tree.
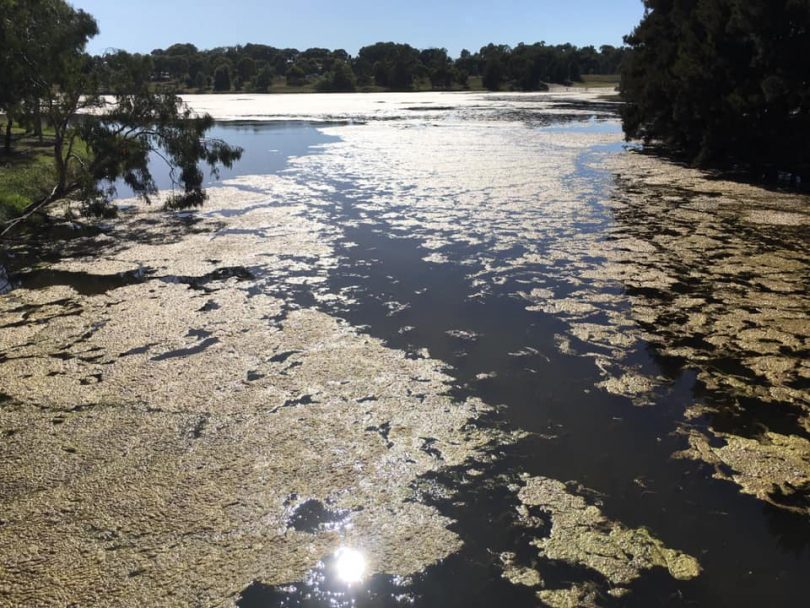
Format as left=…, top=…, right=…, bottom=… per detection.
left=0, top=0, right=94, bottom=150
left=254, top=65, right=274, bottom=92
left=213, top=64, right=232, bottom=91
left=1, top=0, right=242, bottom=236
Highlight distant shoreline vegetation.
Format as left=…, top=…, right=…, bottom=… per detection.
left=109, top=42, right=627, bottom=94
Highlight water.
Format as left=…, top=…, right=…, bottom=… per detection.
left=1, top=92, right=807, bottom=607
left=229, top=109, right=806, bottom=605
left=112, top=121, right=341, bottom=198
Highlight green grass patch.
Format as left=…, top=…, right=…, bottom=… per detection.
left=0, top=125, right=91, bottom=223
left=0, top=131, right=57, bottom=222
left=573, top=74, right=620, bottom=89
left=173, top=76, right=486, bottom=95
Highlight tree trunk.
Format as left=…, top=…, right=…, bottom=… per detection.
left=54, top=132, right=66, bottom=196
left=34, top=104, right=43, bottom=142
left=3, top=116, right=12, bottom=153
left=0, top=264, right=10, bottom=295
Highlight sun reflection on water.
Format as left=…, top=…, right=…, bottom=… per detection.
left=333, top=547, right=367, bottom=585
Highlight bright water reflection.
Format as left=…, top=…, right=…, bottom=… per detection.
left=333, top=547, right=367, bottom=585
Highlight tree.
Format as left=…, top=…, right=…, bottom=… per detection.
left=621, top=0, right=810, bottom=183
left=421, top=48, right=453, bottom=89
left=329, top=60, right=357, bottom=92
left=316, top=60, right=356, bottom=92
left=193, top=72, right=208, bottom=91
left=389, top=59, right=414, bottom=90
left=1, top=1, right=242, bottom=236
left=237, top=56, right=256, bottom=82
left=0, top=0, right=25, bottom=150
left=482, top=59, right=505, bottom=91
left=509, top=50, right=538, bottom=90
left=455, top=49, right=479, bottom=78
left=455, top=69, right=469, bottom=88
left=254, top=65, right=273, bottom=92
left=480, top=44, right=510, bottom=91
left=82, top=40, right=630, bottom=98
left=286, top=64, right=306, bottom=86
left=372, top=61, right=390, bottom=87
left=0, top=0, right=98, bottom=152
left=356, top=42, right=419, bottom=90
left=213, top=64, right=232, bottom=91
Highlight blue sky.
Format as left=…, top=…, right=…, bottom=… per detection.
left=71, top=0, right=645, bottom=56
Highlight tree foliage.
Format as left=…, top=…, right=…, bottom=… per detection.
left=254, top=65, right=273, bottom=93
left=0, top=0, right=98, bottom=149
left=285, top=64, right=306, bottom=87
left=0, top=0, right=242, bottom=234
left=213, top=64, right=232, bottom=91
left=127, top=40, right=627, bottom=94
left=315, top=60, right=357, bottom=92
left=621, top=0, right=810, bottom=182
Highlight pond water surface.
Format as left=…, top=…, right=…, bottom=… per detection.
left=0, top=92, right=807, bottom=608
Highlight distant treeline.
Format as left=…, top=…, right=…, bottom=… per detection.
left=104, top=42, right=627, bottom=93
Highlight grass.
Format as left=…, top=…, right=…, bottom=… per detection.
left=0, top=128, right=57, bottom=222
left=0, top=125, right=90, bottom=223
left=156, top=74, right=489, bottom=95
left=572, top=74, right=620, bottom=89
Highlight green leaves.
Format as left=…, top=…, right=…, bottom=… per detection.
left=1, top=1, right=242, bottom=225
left=82, top=70, right=242, bottom=210
left=621, top=0, right=810, bottom=182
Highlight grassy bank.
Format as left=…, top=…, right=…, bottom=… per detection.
left=151, top=75, right=489, bottom=95
left=161, top=73, right=621, bottom=95
left=0, top=128, right=58, bottom=222
left=571, top=74, right=620, bottom=89
left=0, top=126, right=92, bottom=224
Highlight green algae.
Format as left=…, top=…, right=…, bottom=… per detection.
left=501, top=476, right=701, bottom=605
left=517, top=476, right=700, bottom=585
left=1, top=91, right=807, bottom=606
left=293, top=109, right=809, bottom=513
left=675, top=430, right=810, bottom=516
left=538, top=584, right=601, bottom=608
left=0, top=187, right=503, bottom=606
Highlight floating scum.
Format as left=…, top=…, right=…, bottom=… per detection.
left=0, top=90, right=807, bottom=605
left=0, top=146, right=700, bottom=606
left=288, top=101, right=809, bottom=515
left=0, top=187, right=498, bottom=604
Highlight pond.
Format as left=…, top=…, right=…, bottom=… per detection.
left=0, top=91, right=807, bottom=607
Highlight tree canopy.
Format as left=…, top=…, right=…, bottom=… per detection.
left=621, top=0, right=810, bottom=183
left=136, top=40, right=627, bottom=93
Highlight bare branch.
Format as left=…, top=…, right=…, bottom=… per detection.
left=0, top=183, right=79, bottom=238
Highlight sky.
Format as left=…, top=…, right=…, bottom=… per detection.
left=71, top=0, right=646, bottom=57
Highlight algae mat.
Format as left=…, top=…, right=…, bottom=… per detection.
left=1, top=93, right=808, bottom=607
left=0, top=187, right=696, bottom=607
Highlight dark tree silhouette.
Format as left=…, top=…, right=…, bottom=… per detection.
left=621, top=0, right=810, bottom=184
left=84, top=40, right=625, bottom=95
left=213, top=64, right=232, bottom=91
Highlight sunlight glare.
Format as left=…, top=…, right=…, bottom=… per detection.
left=334, top=547, right=367, bottom=585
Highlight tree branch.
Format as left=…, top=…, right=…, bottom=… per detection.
left=0, top=183, right=80, bottom=238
